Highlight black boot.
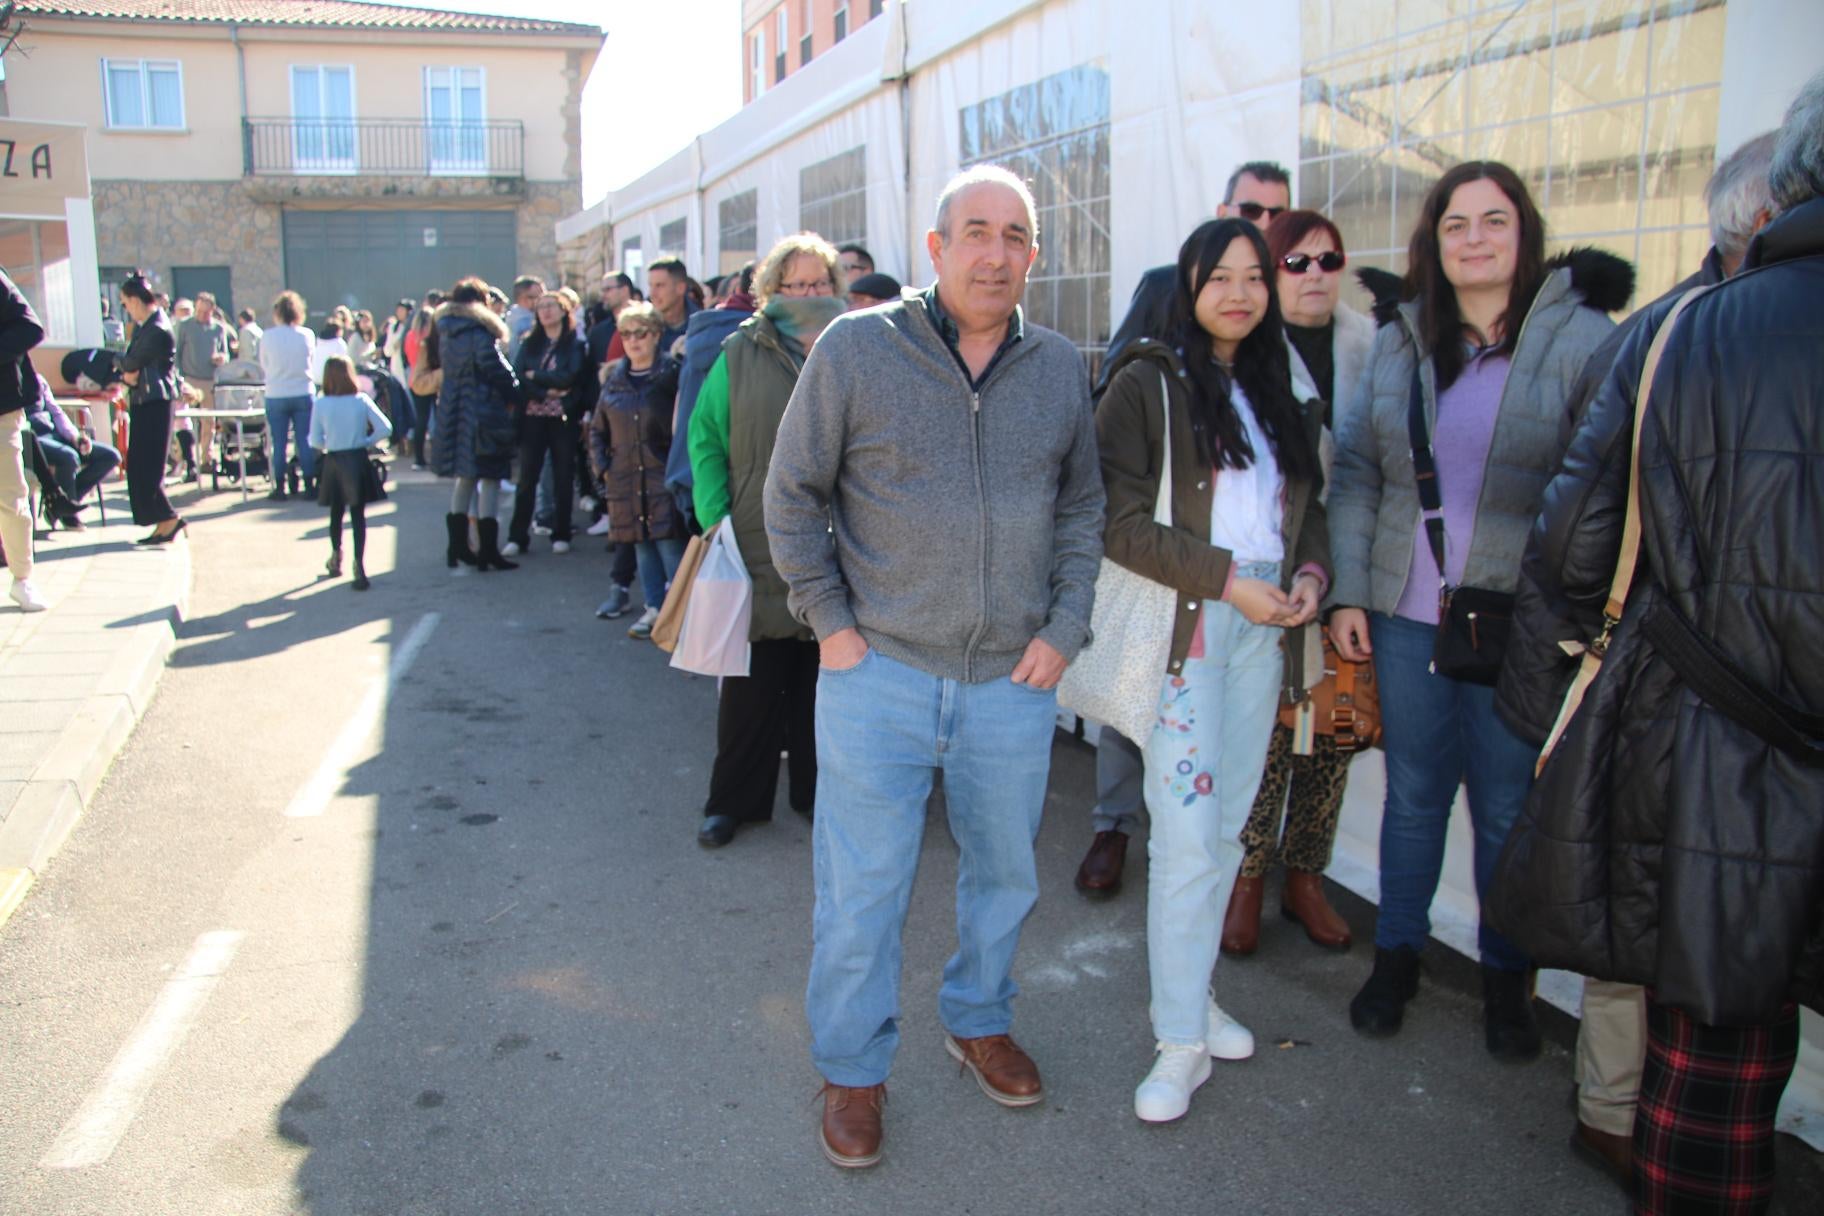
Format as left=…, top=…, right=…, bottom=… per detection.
left=445, top=512, right=478, bottom=568
left=1482, top=966, right=1543, bottom=1062
left=476, top=518, right=516, bottom=571
left=1350, top=945, right=1422, bottom=1037
left=351, top=561, right=369, bottom=591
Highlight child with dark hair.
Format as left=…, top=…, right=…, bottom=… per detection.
left=309, top=355, right=391, bottom=590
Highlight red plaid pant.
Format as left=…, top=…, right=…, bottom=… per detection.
left=1633, top=995, right=1799, bottom=1215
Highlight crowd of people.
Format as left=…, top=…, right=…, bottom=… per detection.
left=4, top=66, right=1819, bottom=1216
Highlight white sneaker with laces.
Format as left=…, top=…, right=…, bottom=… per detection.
left=552, top=541, right=571, bottom=554
left=10, top=579, right=47, bottom=613
left=1206, top=993, right=1256, bottom=1060
left=627, top=605, right=660, bottom=639
left=501, top=541, right=522, bottom=557
left=1134, top=1042, right=1212, bottom=1122
left=586, top=516, right=612, bottom=536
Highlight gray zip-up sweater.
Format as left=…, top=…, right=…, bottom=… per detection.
left=764, top=290, right=1104, bottom=683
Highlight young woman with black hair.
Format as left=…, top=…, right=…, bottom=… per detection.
left=1096, top=218, right=1330, bottom=1122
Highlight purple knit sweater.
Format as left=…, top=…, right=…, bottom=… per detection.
left=1394, top=348, right=1512, bottom=624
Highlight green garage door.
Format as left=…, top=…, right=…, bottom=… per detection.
left=280, top=208, right=518, bottom=318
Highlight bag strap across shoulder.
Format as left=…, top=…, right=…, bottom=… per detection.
left=1406, top=364, right=1450, bottom=590
left=1153, top=369, right=1174, bottom=528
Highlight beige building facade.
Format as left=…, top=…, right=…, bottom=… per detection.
left=4, top=0, right=601, bottom=324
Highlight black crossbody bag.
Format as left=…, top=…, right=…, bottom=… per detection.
left=1408, top=367, right=1513, bottom=685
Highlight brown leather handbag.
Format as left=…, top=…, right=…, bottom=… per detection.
left=1279, top=630, right=1382, bottom=753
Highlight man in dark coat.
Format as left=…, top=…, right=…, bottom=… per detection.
left=663, top=262, right=755, bottom=528
left=1493, top=129, right=1779, bottom=1196
left=1489, top=73, right=1824, bottom=1215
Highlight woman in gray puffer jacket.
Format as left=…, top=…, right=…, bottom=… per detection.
left=1325, top=161, right=1632, bottom=1061
left=434, top=278, right=520, bottom=570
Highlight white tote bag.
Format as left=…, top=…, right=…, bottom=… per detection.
left=1056, top=372, right=1178, bottom=743
left=670, top=522, right=753, bottom=678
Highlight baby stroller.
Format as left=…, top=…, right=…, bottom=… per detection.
left=211, top=359, right=273, bottom=491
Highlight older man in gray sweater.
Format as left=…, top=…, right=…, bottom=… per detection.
left=766, top=165, right=1104, bottom=1170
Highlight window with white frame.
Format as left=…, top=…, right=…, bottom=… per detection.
left=835, top=0, right=849, bottom=42
left=291, top=64, right=357, bottom=172
left=800, top=0, right=813, bottom=65
left=751, top=30, right=766, bottom=101
left=775, top=8, right=788, bottom=83
left=621, top=237, right=644, bottom=290
left=425, top=66, right=486, bottom=172
left=101, top=58, right=184, bottom=130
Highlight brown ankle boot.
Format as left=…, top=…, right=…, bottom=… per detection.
left=1281, top=870, right=1353, bottom=950
left=1221, top=875, right=1265, bottom=956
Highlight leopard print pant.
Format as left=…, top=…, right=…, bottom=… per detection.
left=1238, top=723, right=1357, bottom=878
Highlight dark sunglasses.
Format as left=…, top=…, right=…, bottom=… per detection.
left=1235, top=201, right=1288, bottom=222
left=1281, top=251, right=1347, bottom=275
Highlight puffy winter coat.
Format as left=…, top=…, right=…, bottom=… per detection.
left=1326, top=249, right=1633, bottom=616
left=1486, top=198, right=1824, bottom=1023
left=512, top=326, right=591, bottom=421
left=590, top=356, right=682, bottom=544
left=432, top=302, right=519, bottom=481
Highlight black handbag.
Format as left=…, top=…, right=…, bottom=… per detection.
left=1407, top=366, right=1514, bottom=686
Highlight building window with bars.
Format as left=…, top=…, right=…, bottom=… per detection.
left=718, top=190, right=759, bottom=276
left=101, top=58, right=184, bottom=130
left=959, top=64, right=1112, bottom=382
left=1298, top=0, right=1727, bottom=308
left=800, top=147, right=867, bottom=247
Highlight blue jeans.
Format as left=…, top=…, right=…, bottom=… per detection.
left=806, top=648, right=1059, bottom=1086
left=1092, top=726, right=1145, bottom=834
left=33, top=433, right=120, bottom=502
left=265, top=394, right=316, bottom=481
left=1142, top=562, right=1283, bottom=1044
left=634, top=537, right=684, bottom=610
left=1368, top=612, right=1535, bottom=972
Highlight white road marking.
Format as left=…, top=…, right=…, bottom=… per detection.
left=284, top=612, right=441, bottom=818
left=39, top=930, right=246, bottom=1170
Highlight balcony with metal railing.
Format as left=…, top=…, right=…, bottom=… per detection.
left=242, top=118, right=525, bottom=179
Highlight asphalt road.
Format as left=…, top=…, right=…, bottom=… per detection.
left=0, top=471, right=1812, bottom=1215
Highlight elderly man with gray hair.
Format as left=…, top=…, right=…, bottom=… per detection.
left=1490, top=69, right=1824, bottom=1213
left=766, top=164, right=1104, bottom=1169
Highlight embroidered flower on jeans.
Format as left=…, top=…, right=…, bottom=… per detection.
left=1194, top=772, right=1213, bottom=796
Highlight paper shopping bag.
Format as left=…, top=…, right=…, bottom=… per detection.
left=669, top=522, right=752, bottom=677
left=651, top=528, right=712, bottom=653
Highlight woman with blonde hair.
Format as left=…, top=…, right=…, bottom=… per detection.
left=686, top=232, right=846, bottom=847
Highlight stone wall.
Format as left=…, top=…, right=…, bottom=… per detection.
left=95, top=177, right=584, bottom=313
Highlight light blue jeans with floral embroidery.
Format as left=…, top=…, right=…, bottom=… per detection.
left=1143, top=560, right=1283, bottom=1045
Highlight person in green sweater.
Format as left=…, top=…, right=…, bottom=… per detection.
left=686, top=233, right=847, bottom=849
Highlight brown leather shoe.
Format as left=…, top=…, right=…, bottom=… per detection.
left=1221, top=875, right=1265, bottom=956
left=819, top=1082, right=885, bottom=1169
left=944, top=1033, right=1043, bottom=1107
left=1569, top=1119, right=1633, bottom=1194
left=1073, top=830, right=1127, bottom=899
left=1281, top=870, right=1353, bottom=951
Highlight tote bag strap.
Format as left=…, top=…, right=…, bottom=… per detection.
left=1153, top=370, right=1175, bottom=527
left=1535, top=282, right=1712, bottom=774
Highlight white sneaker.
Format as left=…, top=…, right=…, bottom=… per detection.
left=10, top=579, right=47, bottom=612
left=531, top=522, right=553, bottom=536
left=552, top=541, right=571, bottom=554
left=586, top=516, right=612, bottom=536
left=1134, top=1042, right=1212, bottom=1122
left=1206, top=993, right=1256, bottom=1061
left=501, top=541, right=522, bottom=557
left=627, top=605, right=659, bottom=639
left=579, top=495, right=598, bottom=512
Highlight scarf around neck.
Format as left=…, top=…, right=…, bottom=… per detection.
left=762, top=295, right=847, bottom=365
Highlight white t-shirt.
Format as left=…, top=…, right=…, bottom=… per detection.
left=1206, top=383, right=1285, bottom=563
left=311, top=336, right=350, bottom=387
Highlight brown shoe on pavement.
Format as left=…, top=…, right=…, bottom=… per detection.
left=1569, top=1118, right=1633, bottom=1194
left=1281, top=870, right=1353, bottom=951
left=1074, top=830, right=1128, bottom=900
left=819, top=1082, right=886, bottom=1169
left=945, top=1033, right=1043, bottom=1107
left=1221, top=875, right=1265, bottom=956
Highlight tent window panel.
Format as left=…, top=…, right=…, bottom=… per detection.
left=659, top=218, right=688, bottom=256
left=799, top=147, right=867, bottom=247
left=719, top=190, right=759, bottom=275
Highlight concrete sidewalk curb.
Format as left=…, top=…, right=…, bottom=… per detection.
left=0, top=536, right=191, bottom=928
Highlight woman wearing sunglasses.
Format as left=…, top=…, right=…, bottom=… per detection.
left=1097, top=218, right=1329, bottom=1122
left=1221, top=211, right=1382, bottom=958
